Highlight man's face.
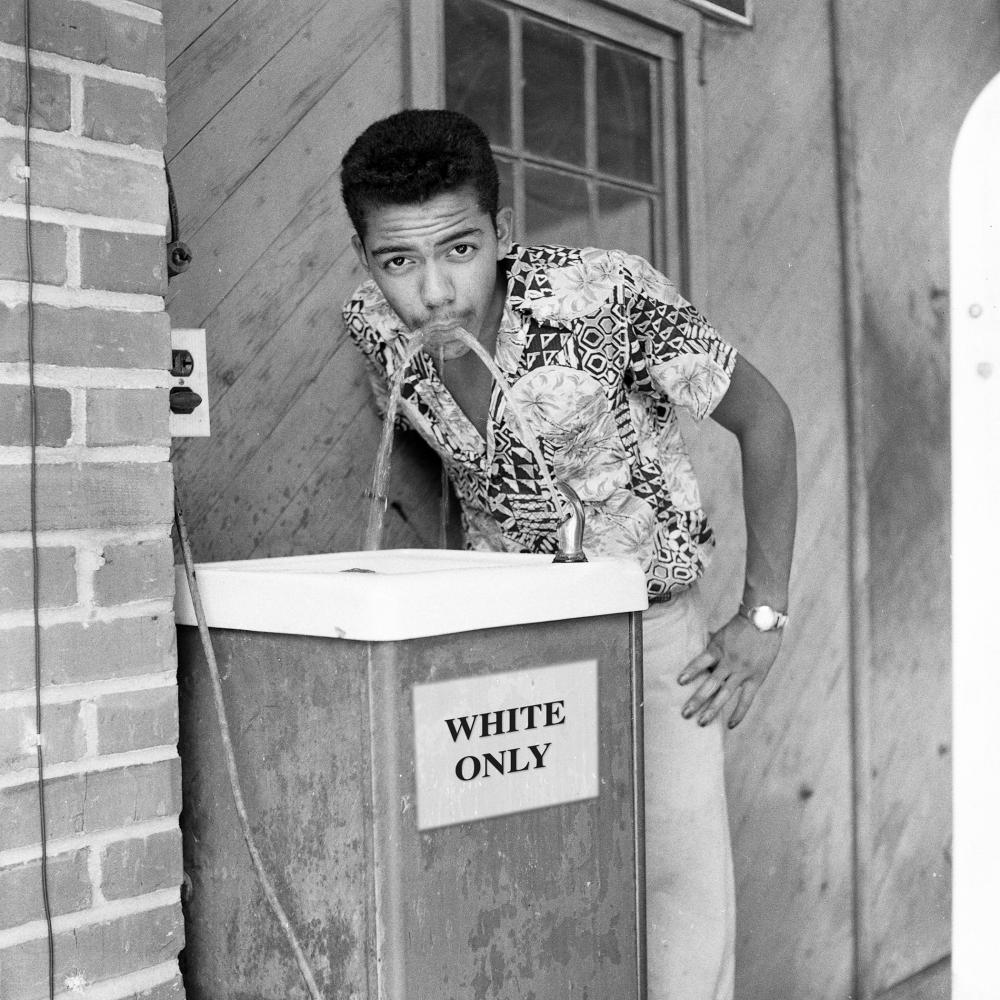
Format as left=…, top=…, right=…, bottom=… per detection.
left=352, top=185, right=513, bottom=360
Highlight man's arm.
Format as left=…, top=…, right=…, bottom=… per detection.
left=677, top=353, right=798, bottom=728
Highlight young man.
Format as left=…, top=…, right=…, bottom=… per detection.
left=341, top=109, right=796, bottom=1000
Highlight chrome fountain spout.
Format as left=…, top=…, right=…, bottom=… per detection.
left=552, top=481, right=588, bottom=563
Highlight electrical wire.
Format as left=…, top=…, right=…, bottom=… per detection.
left=22, top=0, right=57, bottom=995
left=173, top=488, right=323, bottom=1000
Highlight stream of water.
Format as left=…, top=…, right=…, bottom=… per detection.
left=362, top=326, right=567, bottom=551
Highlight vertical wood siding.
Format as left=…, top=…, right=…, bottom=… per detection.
left=839, top=2, right=1000, bottom=993
left=691, top=2, right=997, bottom=997
left=692, top=4, right=855, bottom=996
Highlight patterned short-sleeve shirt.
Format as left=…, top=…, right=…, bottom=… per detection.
left=343, top=243, right=738, bottom=601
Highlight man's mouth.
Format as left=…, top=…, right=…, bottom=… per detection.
left=419, top=322, right=475, bottom=350
left=421, top=319, right=466, bottom=334
left=416, top=321, right=477, bottom=360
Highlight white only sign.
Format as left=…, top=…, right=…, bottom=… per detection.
left=412, top=660, right=599, bottom=830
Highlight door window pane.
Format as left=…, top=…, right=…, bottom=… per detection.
left=445, top=0, right=511, bottom=147
left=599, top=185, right=654, bottom=260
left=525, top=166, right=590, bottom=247
left=597, top=45, right=653, bottom=183
left=443, top=0, right=673, bottom=271
left=522, top=20, right=585, bottom=166
left=687, top=0, right=750, bottom=23
left=496, top=156, right=515, bottom=213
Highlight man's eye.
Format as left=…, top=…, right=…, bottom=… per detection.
left=384, top=256, right=409, bottom=270
left=451, top=243, right=474, bottom=257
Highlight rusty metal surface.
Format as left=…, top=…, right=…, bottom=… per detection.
left=368, top=615, right=639, bottom=999
left=177, top=626, right=375, bottom=998
left=628, top=610, right=646, bottom=1000
left=177, top=613, right=640, bottom=999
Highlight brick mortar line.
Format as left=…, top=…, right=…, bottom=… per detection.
left=0, top=744, right=179, bottom=791
left=74, top=539, right=102, bottom=606
left=0, top=595, right=174, bottom=631
left=0, top=42, right=165, bottom=94
left=87, top=841, right=107, bottom=906
left=0, top=814, right=180, bottom=869
left=0, top=887, right=180, bottom=949
left=50, top=961, right=181, bottom=1000
left=0, top=279, right=165, bottom=311
left=0, top=364, right=169, bottom=388
left=83, top=0, right=164, bottom=27
left=0, top=62, right=167, bottom=108
left=0, top=444, right=172, bottom=464
left=69, top=386, right=88, bottom=446
left=65, top=226, right=82, bottom=289
left=0, top=119, right=164, bottom=165
left=2, top=670, right=176, bottom=710
left=80, top=697, right=101, bottom=758
left=0, top=200, right=167, bottom=235
left=69, top=74, right=85, bottom=136
left=0, top=526, right=169, bottom=549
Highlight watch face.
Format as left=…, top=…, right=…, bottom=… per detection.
left=752, top=606, right=779, bottom=630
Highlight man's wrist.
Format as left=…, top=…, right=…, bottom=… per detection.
left=741, top=583, right=788, bottom=614
left=738, top=602, right=788, bottom=632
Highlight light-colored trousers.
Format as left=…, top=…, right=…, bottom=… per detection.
left=642, top=587, right=736, bottom=1000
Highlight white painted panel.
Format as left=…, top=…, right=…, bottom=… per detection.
left=951, top=69, right=1000, bottom=1000
left=412, top=660, right=599, bottom=829
left=169, top=327, right=210, bottom=437
left=174, top=549, right=648, bottom=639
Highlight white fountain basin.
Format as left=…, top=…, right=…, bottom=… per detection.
left=174, top=549, right=648, bottom=641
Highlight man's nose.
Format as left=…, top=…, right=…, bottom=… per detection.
left=420, top=263, right=454, bottom=310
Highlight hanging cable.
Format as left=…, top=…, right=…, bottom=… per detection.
left=22, top=0, right=57, bottom=996
left=173, top=488, right=323, bottom=1000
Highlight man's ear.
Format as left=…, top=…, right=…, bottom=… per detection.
left=495, top=206, right=514, bottom=258
left=351, top=233, right=370, bottom=273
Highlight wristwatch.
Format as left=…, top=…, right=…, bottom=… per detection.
left=739, top=603, right=788, bottom=632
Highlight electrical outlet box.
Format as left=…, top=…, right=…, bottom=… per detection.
left=169, top=328, right=210, bottom=437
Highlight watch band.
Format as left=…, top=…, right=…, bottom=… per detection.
left=738, top=603, right=788, bottom=632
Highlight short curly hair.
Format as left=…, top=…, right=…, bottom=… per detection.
left=341, top=109, right=500, bottom=241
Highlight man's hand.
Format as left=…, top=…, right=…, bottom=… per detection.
left=677, top=614, right=783, bottom=729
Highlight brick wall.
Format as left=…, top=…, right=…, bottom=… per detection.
left=0, top=1, right=185, bottom=997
